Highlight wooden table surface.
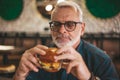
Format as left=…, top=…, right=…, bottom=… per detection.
left=0, top=45, right=25, bottom=64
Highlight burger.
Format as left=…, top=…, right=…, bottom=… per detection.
left=38, top=48, right=62, bottom=72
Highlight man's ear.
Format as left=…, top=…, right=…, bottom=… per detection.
left=80, top=22, right=85, bottom=36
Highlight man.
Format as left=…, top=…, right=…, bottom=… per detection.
left=13, top=1, right=119, bottom=80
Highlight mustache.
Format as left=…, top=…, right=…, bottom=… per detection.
left=55, top=34, right=71, bottom=40
left=57, top=34, right=68, bottom=38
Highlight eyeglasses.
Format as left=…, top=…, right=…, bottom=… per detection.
left=49, top=21, right=82, bottom=32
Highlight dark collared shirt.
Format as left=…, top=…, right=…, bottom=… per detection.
left=26, top=40, right=119, bottom=80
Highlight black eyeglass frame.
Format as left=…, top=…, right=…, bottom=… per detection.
left=49, top=21, right=82, bottom=32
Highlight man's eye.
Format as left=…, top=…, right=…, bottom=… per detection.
left=54, top=23, right=61, bottom=26
left=66, top=22, right=74, bottom=27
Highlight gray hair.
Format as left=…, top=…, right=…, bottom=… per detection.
left=51, top=1, right=83, bottom=22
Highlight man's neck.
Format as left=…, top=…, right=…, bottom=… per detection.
left=73, top=40, right=80, bottom=49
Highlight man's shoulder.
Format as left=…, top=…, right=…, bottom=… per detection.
left=81, top=40, right=110, bottom=60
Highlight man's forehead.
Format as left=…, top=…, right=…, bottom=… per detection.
left=55, top=7, right=76, bottom=13
left=52, top=8, right=79, bottom=21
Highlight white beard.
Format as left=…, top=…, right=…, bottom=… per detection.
left=52, top=34, right=80, bottom=48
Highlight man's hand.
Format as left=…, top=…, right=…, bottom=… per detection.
left=13, top=45, right=48, bottom=80
left=55, top=46, right=91, bottom=80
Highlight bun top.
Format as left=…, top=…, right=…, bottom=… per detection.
left=40, top=48, right=58, bottom=62
left=47, top=48, right=58, bottom=53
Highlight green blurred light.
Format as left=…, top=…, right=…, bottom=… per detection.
left=86, top=0, right=120, bottom=18
left=0, top=0, right=23, bottom=20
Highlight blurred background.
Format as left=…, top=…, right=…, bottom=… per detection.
left=0, top=0, right=120, bottom=80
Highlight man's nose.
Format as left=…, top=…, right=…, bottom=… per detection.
left=58, top=24, right=67, bottom=33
